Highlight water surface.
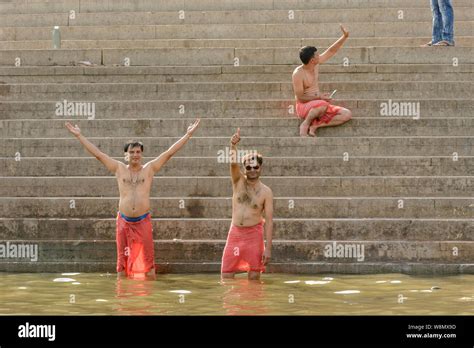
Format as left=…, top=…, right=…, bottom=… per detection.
left=0, top=273, right=472, bottom=315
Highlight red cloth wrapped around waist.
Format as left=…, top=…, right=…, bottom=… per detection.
left=116, top=212, right=155, bottom=279
left=221, top=221, right=265, bottom=273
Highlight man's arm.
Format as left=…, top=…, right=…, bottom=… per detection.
left=65, top=122, right=119, bottom=174
left=262, top=189, right=273, bottom=265
left=319, top=25, right=349, bottom=64
left=230, top=128, right=242, bottom=185
left=148, top=119, right=200, bottom=173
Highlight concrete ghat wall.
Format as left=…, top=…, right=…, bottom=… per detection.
left=0, top=0, right=473, bottom=274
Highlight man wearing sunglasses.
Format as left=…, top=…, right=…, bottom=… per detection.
left=221, top=128, right=274, bottom=280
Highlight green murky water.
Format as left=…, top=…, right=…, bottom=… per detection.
left=0, top=273, right=472, bottom=315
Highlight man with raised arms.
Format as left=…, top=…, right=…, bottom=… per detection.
left=65, top=119, right=200, bottom=280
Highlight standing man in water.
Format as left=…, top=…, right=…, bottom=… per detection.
left=221, top=128, right=274, bottom=280
left=65, top=119, right=200, bottom=280
left=292, top=25, right=352, bottom=137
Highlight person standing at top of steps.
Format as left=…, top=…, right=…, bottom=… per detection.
left=65, top=119, right=201, bottom=280
left=292, top=25, right=352, bottom=137
left=421, top=0, right=455, bottom=47
left=221, top=128, right=273, bottom=281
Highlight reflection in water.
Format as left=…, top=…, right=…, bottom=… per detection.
left=0, top=273, right=473, bottom=315
left=114, top=278, right=156, bottom=315
left=221, top=278, right=267, bottom=315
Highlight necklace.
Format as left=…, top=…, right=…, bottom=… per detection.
left=129, top=167, right=142, bottom=185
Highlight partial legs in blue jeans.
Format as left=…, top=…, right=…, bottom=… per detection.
left=430, top=0, right=454, bottom=44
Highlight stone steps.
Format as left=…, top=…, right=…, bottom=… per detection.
left=2, top=156, right=473, bottom=176
left=1, top=8, right=473, bottom=27
left=1, top=197, right=473, bottom=219
left=1, top=81, right=472, bottom=100
left=1, top=37, right=474, bottom=50
left=1, top=260, right=471, bottom=275
left=3, top=118, right=474, bottom=137
left=0, top=0, right=472, bottom=14
left=1, top=22, right=472, bottom=41
left=2, top=217, right=472, bottom=240
left=1, top=47, right=472, bottom=66
left=3, top=136, right=473, bottom=157
left=1, top=176, right=472, bottom=197
left=2, top=70, right=474, bottom=83
left=1, top=0, right=472, bottom=275
left=0, top=99, right=471, bottom=119
left=0, top=239, right=471, bottom=262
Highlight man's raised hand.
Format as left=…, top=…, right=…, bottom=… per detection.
left=186, top=118, right=201, bottom=136
left=231, top=128, right=241, bottom=145
left=65, top=122, right=81, bottom=137
left=340, top=24, right=349, bottom=38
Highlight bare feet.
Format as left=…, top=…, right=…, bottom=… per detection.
left=308, top=126, right=318, bottom=137
left=299, top=122, right=309, bottom=137
left=420, top=41, right=435, bottom=47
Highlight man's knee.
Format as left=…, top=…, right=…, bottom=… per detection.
left=308, top=105, right=328, bottom=118
left=341, top=109, right=352, bottom=122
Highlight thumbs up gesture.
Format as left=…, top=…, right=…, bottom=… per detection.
left=230, top=128, right=241, bottom=146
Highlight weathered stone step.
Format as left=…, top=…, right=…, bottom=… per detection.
left=0, top=239, right=471, bottom=262
left=0, top=260, right=471, bottom=274
left=1, top=8, right=473, bottom=27
left=2, top=70, right=474, bottom=83
left=2, top=156, right=473, bottom=177
left=1, top=176, right=472, bottom=197
left=3, top=118, right=474, bottom=138
left=2, top=217, right=472, bottom=241
left=3, top=136, right=473, bottom=157
left=3, top=64, right=471, bottom=76
left=2, top=22, right=473, bottom=41
left=1, top=47, right=472, bottom=66
left=0, top=99, right=471, bottom=119
left=1, top=0, right=472, bottom=14
left=1, top=37, right=474, bottom=50
left=1, top=197, right=473, bottom=219
left=1, top=81, right=472, bottom=100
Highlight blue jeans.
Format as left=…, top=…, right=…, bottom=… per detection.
left=430, top=0, right=455, bottom=44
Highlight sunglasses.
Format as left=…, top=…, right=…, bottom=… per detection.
left=245, top=165, right=260, bottom=171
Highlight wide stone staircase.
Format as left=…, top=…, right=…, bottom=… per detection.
left=0, top=0, right=473, bottom=274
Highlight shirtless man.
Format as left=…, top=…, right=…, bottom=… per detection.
left=65, top=119, right=200, bottom=279
left=292, top=25, right=352, bottom=137
left=221, top=128, right=274, bottom=281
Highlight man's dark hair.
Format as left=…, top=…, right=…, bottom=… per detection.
left=242, top=152, right=263, bottom=166
left=299, top=46, right=318, bottom=65
left=124, top=141, right=144, bottom=153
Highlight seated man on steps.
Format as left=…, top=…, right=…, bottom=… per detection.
left=65, top=119, right=200, bottom=280
left=292, top=25, right=352, bottom=137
